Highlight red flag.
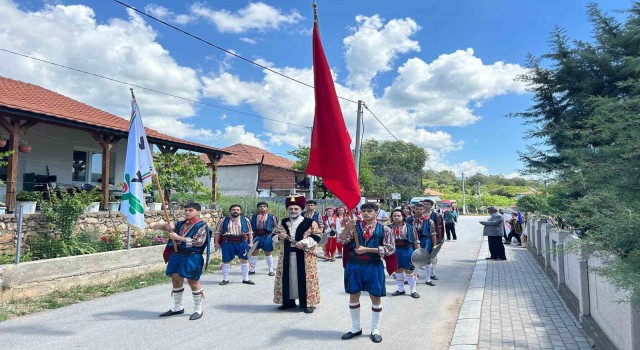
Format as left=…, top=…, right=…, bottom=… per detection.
left=306, top=23, right=361, bottom=210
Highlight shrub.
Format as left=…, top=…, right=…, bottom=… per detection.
left=16, top=191, right=42, bottom=202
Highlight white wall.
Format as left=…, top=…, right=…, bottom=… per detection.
left=217, top=165, right=258, bottom=197
left=563, top=235, right=584, bottom=303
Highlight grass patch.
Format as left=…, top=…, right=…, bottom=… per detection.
left=0, top=256, right=222, bottom=322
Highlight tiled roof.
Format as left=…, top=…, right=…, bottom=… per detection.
left=201, top=143, right=298, bottom=171
left=0, top=76, right=227, bottom=154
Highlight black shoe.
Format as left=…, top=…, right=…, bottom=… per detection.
left=268, top=271, right=275, bottom=276
left=189, top=311, right=203, bottom=320
left=242, top=280, right=255, bottom=285
left=219, top=280, right=229, bottom=285
left=391, top=290, right=405, bottom=296
left=499, top=257, right=507, bottom=260
left=248, top=271, right=256, bottom=275
left=303, top=307, right=314, bottom=314
left=485, top=257, right=497, bottom=260
left=404, top=281, right=408, bottom=285
left=410, top=292, right=420, bottom=299
left=426, top=281, right=436, bottom=286
left=430, top=275, right=438, bottom=280
left=278, top=303, right=296, bottom=311
left=159, top=309, right=184, bottom=317
left=370, top=333, right=383, bottom=343
left=341, top=330, right=362, bottom=340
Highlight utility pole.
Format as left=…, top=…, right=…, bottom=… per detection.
left=462, top=172, right=466, bottom=215
left=309, top=175, right=315, bottom=199
left=354, top=100, right=364, bottom=177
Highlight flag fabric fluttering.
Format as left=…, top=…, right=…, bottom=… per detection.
left=306, top=21, right=361, bottom=210
left=120, top=92, right=156, bottom=230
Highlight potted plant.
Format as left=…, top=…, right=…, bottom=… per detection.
left=0, top=201, right=6, bottom=215
left=0, top=134, right=7, bottom=148
left=84, top=189, right=102, bottom=213
left=16, top=191, right=42, bottom=214
left=18, top=139, right=31, bottom=153
left=108, top=194, right=120, bottom=212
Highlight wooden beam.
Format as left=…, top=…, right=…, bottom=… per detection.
left=4, top=118, right=21, bottom=212
left=89, top=132, right=119, bottom=210
left=206, top=153, right=223, bottom=203
left=20, top=120, right=38, bottom=132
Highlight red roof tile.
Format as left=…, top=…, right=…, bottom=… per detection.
left=0, top=76, right=226, bottom=154
left=201, top=143, right=298, bottom=171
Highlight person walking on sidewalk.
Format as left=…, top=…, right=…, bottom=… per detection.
left=480, top=206, right=507, bottom=260
left=443, top=208, right=457, bottom=240
left=506, top=212, right=523, bottom=245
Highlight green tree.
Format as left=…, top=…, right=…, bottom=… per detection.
left=513, top=2, right=640, bottom=299
left=154, top=152, right=210, bottom=203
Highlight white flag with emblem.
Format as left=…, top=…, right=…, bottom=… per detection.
left=120, top=92, right=156, bottom=230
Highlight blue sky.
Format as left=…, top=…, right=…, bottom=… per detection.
left=0, top=0, right=634, bottom=177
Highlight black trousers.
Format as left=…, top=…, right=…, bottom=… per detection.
left=507, top=230, right=521, bottom=244
left=488, top=236, right=506, bottom=259
left=445, top=223, right=457, bottom=240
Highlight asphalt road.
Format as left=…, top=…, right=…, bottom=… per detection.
left=0, top=216, right=485, bottom=350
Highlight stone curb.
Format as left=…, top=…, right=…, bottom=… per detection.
left=448, top=238, right=489, bottom=350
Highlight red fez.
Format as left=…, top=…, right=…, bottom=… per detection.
left=285, top=194, right=306, bottom=209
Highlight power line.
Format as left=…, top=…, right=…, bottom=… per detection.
left=0, top=48, right=311, bottom=129
left=112, top=0, right=359, bottom=105
left=363, top=105, right=399, bottom=141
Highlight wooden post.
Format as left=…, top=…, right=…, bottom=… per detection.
left=206, top=153, right=223, bottom=203
left=90, top=133, right=120, bottom=210
left=0, top=117, right=38, bottom=213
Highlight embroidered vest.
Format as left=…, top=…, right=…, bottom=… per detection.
left=168, top=220, right=210, bottom=254
left=221, top=216, right=249, bottom=234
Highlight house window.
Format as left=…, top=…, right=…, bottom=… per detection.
left=73, top=150, right=116, bottom=184
left=72, top=151, right=88, bottom=182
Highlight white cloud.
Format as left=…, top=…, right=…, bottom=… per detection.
left=144, top=4, right=193, bottom=25
left=189, top=2, right=303, bottom=33
left=382, top=49, right=528, bottom=126
left=426, top=158, right=489, bottom=177
left=215, top=125, right=266, bottom=149
left=344, top=15, right=421, bottom=89
left=239, top=37, right=257, bottom=45
left=0, top=1, right=213, bottom=141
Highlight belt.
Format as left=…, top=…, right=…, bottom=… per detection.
left=348, top=252, right=381, bottom=265
left=254, top=229, right=270, bottom=236
left=223, top=235, right=246, bottom=243
left=395, top=239, right=410, bottom=248
left=172, top=248, right=200, bottom=256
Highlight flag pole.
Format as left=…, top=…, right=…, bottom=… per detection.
left=130, top=88, right=177, bottom=252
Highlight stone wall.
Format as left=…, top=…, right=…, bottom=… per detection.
left=0, top=209, right=222, bottom=255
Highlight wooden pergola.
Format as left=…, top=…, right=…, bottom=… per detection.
left=0, top=101, right=228, bottom=213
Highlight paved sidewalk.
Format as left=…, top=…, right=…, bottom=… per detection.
left=450, top=239, right=592, bottom=350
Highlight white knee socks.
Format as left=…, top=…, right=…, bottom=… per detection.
left=424, top=263, right=433, bottom=282
left=349, top=303, right=361, bottom=333
left=192, top=289, right=204, bottom=313
left=395, top=272, right=405, bottom=292
left=266, top=255, right=274, bottom=272
left=241, top=263, right=249, bottom=281
left=221, top=263, right=230, bottom=281
left=249, top=256, right=258, bottom=272
left=407, top=273, right=417, bottom=293
left=371, top=304, right=382, bottom=335
left=171, top=287, right=184, bottom=312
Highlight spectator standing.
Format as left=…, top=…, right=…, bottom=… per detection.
left=443, top=208, right=457, bottom=240
left=480, top=206, right=507, bottom=260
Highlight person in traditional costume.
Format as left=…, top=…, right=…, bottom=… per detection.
left=249, top=202, right=278, bottom=276
left=302, top=200, right=323, bottom=229
left=424, top=199, right=443, bottom=282
left=339, top=202, right=396, bottom=343
left=322, top=207, right=338, bottom=262
left=334, top=206, right=348, bottom=258
left=408, top=203, right=437, bottom=286
left=214, top=204, right=255, bottom=286
left=159, top=202, right=210, bottom=320
left=389, top=209, right=421, bottom=298
left=272, top=195, right=322, bottom=314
